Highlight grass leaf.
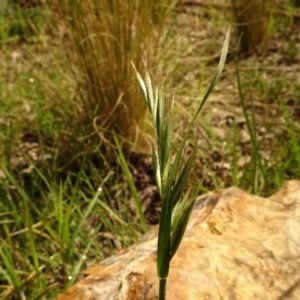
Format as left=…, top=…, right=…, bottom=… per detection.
left=193, top=26, right=231, bottom=121
left=114, top=135, right=147, bottom=232
left=170, top=192, right=196, bottom=259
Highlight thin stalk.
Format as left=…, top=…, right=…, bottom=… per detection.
left=159, top=278, right=167, bottom=300
left=235, top=60, right=266, bottom=193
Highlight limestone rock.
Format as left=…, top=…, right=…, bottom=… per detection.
left=57, top=181, right=300, bottom=300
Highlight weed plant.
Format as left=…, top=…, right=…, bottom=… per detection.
left=133, top=27, right=230, bottom=299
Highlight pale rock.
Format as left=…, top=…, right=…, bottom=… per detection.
left=57, top=180, right=300, bottom=300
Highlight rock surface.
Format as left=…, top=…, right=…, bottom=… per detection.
left=57, top=181, right=300, bottom=300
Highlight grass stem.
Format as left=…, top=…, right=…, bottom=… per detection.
left=159, top=278, right=167, bottom=300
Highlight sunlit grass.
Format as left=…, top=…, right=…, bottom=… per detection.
left=58, top=0, right=177, bottom=149
left=0, top=160, right=141, bottom=299
left=132, top=27, right=230, bottom=299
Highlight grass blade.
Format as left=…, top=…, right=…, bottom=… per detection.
left=170, top=192, right=196, bottom=259
left=193, top=26, right=231, bottom=121
left=114, top=135, right=147, bottom=232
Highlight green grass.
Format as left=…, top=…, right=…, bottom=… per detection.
left=0, top=0, right=50, bottom=44
left=0, top=1, right=300, bottom=299
left=0, top=160, right=141, bottom=299
left=132, top=27, right=230, bottom=299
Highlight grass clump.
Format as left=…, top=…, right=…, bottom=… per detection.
left=0, top=162, right=141, bottom=299
left=58, top=0, right=177, bottom=150
left=231, top=0, right=270, bottom=53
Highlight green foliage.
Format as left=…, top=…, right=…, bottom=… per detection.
left=225, top=58, right=300, bottom=195
left=0, top=161, right=140, bottom=299
left=114, top=135, right=148, bottom=232
left=0, top=1, right=50, bottom=43
left=133, top=27, right=230, bottom=299
left=268, top=99, right=300, bottom=187
left=235, top=62, right=266, bottom=194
